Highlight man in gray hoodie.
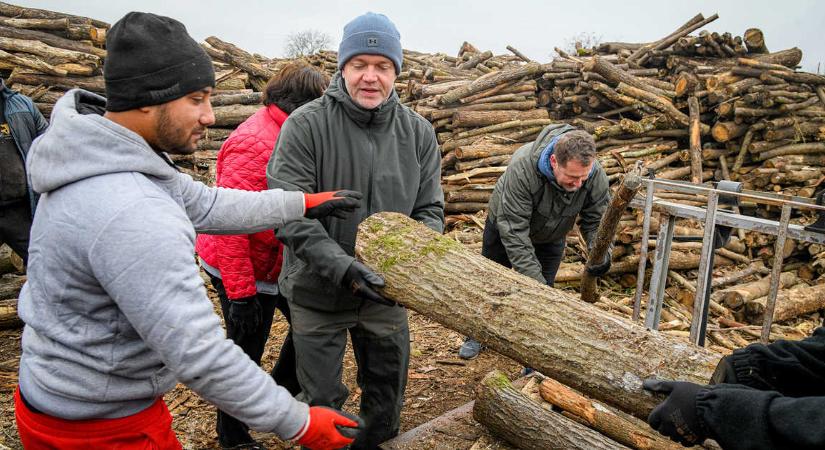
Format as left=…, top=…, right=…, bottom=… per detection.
left=267, top=12, right=444, bottom=450
left=15, top=12, right=361, bottom=450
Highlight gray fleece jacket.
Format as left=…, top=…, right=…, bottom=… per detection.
left=17, top=90, right=308, bottom=438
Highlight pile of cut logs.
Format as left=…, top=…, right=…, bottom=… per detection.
left=1, top=4, right=824, bottom=345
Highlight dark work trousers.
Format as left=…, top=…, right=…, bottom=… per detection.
left=481, top=217, right=565, bottom=286
left=289, top=300, right=410, bottom=450
left=208, top=275, right=300, bottom=448
left=0, top=200, right=31, bottom=265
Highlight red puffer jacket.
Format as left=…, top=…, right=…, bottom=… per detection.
left=195, top=104, right=289, bottom=299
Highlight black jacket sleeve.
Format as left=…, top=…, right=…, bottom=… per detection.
left=728, top=326, right=825, bottom=397
left=697, top=383, right=825, bottom=450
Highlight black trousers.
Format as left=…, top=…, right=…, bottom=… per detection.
left=481, top=217, right=565, bottom=286
left=209, top=275, right=300, bottom=447
left=0, top=200, right=31, bottom=265
left=289, top=300, right=410, bottom=450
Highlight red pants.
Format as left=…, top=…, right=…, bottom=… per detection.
left=15, top=388, right=182, bottom=449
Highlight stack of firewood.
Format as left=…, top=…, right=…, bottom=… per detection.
left=0, top=2, right=108, bottom=117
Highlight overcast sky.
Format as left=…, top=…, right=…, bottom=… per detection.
left=25, top=0, right=825, bottom=73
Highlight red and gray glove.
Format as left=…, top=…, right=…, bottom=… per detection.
left=291, top=406, right=364, bottom=450
left=304, top=190, right=362, bottom=220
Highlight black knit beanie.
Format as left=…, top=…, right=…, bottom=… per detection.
left=104, top=12, right=215, bottom=112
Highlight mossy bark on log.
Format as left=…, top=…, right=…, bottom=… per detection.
left=355, top=212, right=720, bottom=420
left=473, top=370, right=629, bottom=450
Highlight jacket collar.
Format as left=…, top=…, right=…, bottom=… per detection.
left=266, top=103, right=289, bottom=128
left=326, top=72, right=398, bottom=127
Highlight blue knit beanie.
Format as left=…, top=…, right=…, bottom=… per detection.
left=338, top=12, right=402, bottom=75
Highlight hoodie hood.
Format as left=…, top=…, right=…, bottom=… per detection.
left=326, top=72, right=398, bottom=127
left=26, top=89, right=177, bottom=194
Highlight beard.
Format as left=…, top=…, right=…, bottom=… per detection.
left=154, top=105, right=202, bottom=155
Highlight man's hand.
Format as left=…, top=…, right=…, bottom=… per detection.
left=585, top=254, right=612, bottom=277
left=227, top=296, right=261, bottom=338
left=292, top=406, right=364, bottom=450
left=343, top=261, right=397, bottom=307
left=304, top=190, right=362, bottom=219
left=643, top=379, right=709, bottom=447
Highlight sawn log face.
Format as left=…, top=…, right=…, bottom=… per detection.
left=355, top=212, right=720, bottom=420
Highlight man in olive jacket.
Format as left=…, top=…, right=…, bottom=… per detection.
left=459, top=124, right=611, bottom=359
left=266, top=12, right=444, bottom=449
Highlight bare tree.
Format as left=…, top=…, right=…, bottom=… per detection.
left=562, top=32, right=603, bottom=56
left=284, top=30, right=332, bottom=58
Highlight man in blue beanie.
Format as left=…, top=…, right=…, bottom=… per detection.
left=267, top=11, right=444, bottom=450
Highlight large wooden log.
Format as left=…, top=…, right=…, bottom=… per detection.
left=581, top=166, right=642, bottom=303
left=539, top=378, right=684, bottom=450
left=473, top=371, right=628, bottom=450
left=0, top=24, right=106, bottom=58
left=455, top=143, right=522, bottom=160
left=584, top=56, right=674, bottom=98
left=0, top=298, right=21, bottom=329
left=8, top=70, right=104, bottom=93
left=212, top=104, right=259, bottom=127
left=0, top=36, right=99, bottom=67
left=452, top=109, right=549, bottom=128
left=355, top=212, right=720, bottom=420
left=719, top=272, right=797, bottom=309
left=745, top=283, right=825, bottom=324
left=0, top=2, right=110, bottom=29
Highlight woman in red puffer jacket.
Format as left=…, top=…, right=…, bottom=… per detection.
left=195, top=63, right=329, bottom=450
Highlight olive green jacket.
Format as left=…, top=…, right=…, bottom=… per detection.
left=267, top=73, right=444, bottom=311
left=487, top=124, right=610, bottom=283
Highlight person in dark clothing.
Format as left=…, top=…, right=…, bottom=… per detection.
left=644, top=326, right=825, bottom=449
left=196, top=63, right=330, bottom=450
left=458, top=125, right=611, bottom=360
left=0, top=79, right=48, bottom=265
left=266, top=12, right=444, bottom=449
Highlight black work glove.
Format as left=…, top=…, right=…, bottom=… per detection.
left=643, top=379, right=709, bottom=447
left=585, top=254, right=612, bottom=277
left=710, top=355, right=737, bottom=385
left=342, top=261, right=397, bottom=307
left=227, top=296, right=262, bottom=338
left=303, top=190, right=363, bottom=220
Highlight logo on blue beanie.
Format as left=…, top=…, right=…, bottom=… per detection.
left=367, top=37, right=378, bottom=46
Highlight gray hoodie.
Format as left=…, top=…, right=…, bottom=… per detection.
left=17, top=90, right=308, bottom=437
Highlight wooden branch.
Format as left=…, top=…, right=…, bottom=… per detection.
left=8, top=70, right=104, bottom=93
left=616, top=83, right=710, bottom=134
left=0, top=2, right=109, bottom=28
left=0, top=36, right=99, bottom=66
left=506, top=45, right=533, bottom=63
left=539, top=378, right=684, bottom=450
left=473, top=371, right=629, bottom=450
left=584, top=56, right=674, bottom=98
left=687, top=96, right=702, bottom=183
left=581, top=165, right=642, bottom=303
left=355, top=212, right=720, bottom=420
left=455, top=143, right=522, bottom=160
left=439, top=63, right=543, bottom=105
